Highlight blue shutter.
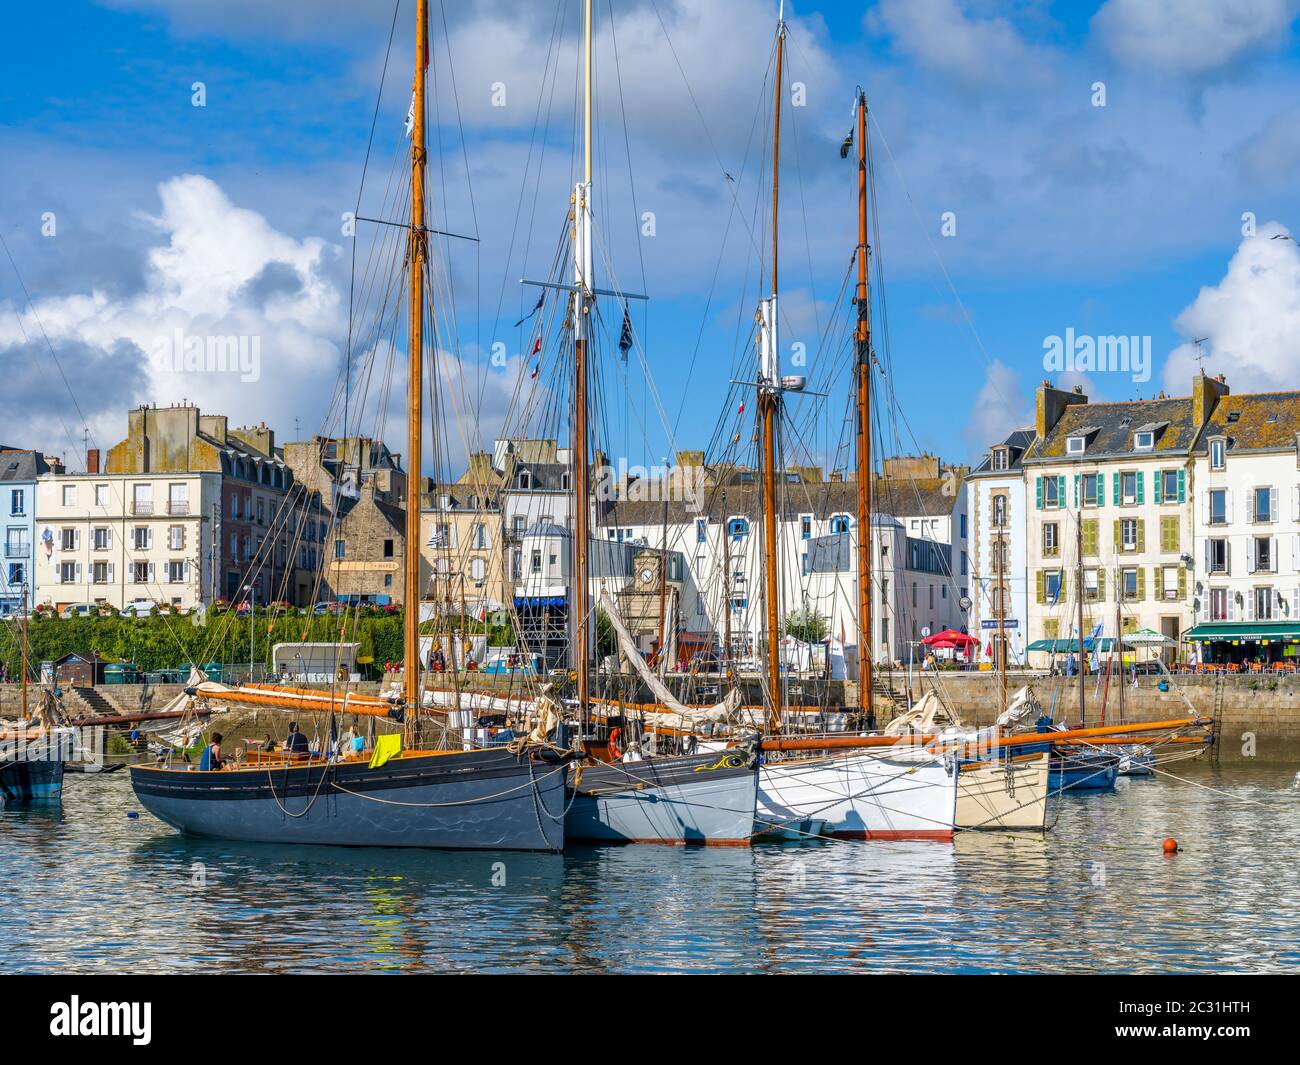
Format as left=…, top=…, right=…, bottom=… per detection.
left=1153, top=470, right=1163, bottom=504
left=1136, top=473, right=1145, bottom=505
left=1177, top=468, right=1186, bottom=503
left=1035, top=476, right=1043, bottom=510
left=1112, top=471, right=1121, bottom=506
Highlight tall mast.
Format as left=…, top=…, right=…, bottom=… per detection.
left=759, top=7, right=786, bottom=734
left=1076, top=510, right=1086, bottom=724
left=571, top=0, right=594, bottom=721
left=853, top=89, right=873, bottom=723
left=404, top=0, right=429, bottom=726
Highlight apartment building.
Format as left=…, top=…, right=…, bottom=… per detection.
left=966, top=428, right=1035, bottom=666
left=1021, top=379, right=1214, bottom=663
left=1187, top=387, right=1300, bottom=662
left=422, top=451, right=507, bottom=615
left=1, top=449, right=61, bottom=615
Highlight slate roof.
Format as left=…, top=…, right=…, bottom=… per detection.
left=1025, top=397, right=1198, bottom=463
left=0, top=450, right=53, bottom=482
left=1193, top=391, right=1300, bottom=453
left=970, top=427, right=1035, bottom=475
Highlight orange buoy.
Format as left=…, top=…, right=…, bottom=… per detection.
left=1162, top=837, right=1179, bottom=855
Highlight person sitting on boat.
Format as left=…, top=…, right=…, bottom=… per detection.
left=199, top=732, right=226, bottom=771
left=284, top=721, right=309, bottom=755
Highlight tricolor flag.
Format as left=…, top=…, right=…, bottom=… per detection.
left=531, top=335, right=542, bottom=354
left=738, top=400, right=745, bottom=415
left=529, top=364, right=539, bottom=380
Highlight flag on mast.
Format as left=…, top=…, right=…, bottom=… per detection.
left=618, top=306, right=633, bottom=360
left=514, top=293, right=544, bottom=327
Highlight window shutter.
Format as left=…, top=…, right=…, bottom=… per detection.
left=1036, top=570, right=1045, bottom=604
left=1136, top=520, right=1146, bottom=553
left=1057, top=476, right=1065, bottom=508
left=75, top=563, right=82, bottom=583
left=128, top=565, right=136, bottom=584
left=107, top=563, right=114, bottom=585
left=1245, top=590, right=1255, bottom=621
left=1136, top=475, right=1145, bottom=505
left=1203, top=538, right=1210, bottom=572
left=1271, top=536, right=1278, bottom=572
left=1137, top=568, right=1146, bottom=600
left=1226, top=541, right=1232, bottom=575
left=74, top=529, right=81, bottom=550
left=1177, top=468, right=1185, bottom=503
left=1228, top=591, right=1237, bottom=621
left=1199, top=589, right=1209, bottom=622
left=1155, top=567, right=1164, bottom=599
left=1112, top=519, right=1121, bottom=553
left=1248, top=490, right=1256, bottom=523
left=1178, top=567, right=1186, bottom=601
left=1097, top=566, right=1106, bottom=602
left=1271, top=488, right=1279, bottom=523
left=1153, top=471, right=1163, bottom=504
left=1202, top=491, right=1210, bottom=525
left=1225, top=488, right=1233, bottom=520
left=1294, top=534, right=1300, bottom=570
left=147, top=562, right=154, bottom=583
left=1247, top=537, right=1255, bottom=573
left=184, top=561, right=191, bottom=582
left=1035, top=477, right=1043, bottom=510
left=1073, top=474, right=1079, bottom=508
left=1112, top=471, right=1121, bottom=505
left=1083, top=520, right=1097, bottom=556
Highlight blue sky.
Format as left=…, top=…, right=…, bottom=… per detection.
left=4, top=0, right=1300, bottom=480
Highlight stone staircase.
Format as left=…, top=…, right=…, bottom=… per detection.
left=870, top=669, right=910, bottom=720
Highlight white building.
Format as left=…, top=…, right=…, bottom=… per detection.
left=33, top=470, right=220, bottom=612
left=966, top=427, right=1035, bottom=666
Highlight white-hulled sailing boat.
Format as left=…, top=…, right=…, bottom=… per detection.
left=129, top=0, right=567, bottom=851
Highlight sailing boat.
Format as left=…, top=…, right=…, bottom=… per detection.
left=557, top=0, right=759, bottom=846
left=128, top=0, right=567, bottom=851
left=748, top=60, right=957, bottom=841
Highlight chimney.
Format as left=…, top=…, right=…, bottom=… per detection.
left=86, top=449, right=100, bottom=474
left=1192, top=371, right=1230, bottom=427
left=1035, top=380, right=1088, bottom=439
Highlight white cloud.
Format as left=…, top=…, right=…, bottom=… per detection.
left=869, top=0, right=1051, bottom=90
left=1163, top=221, right=1300, bottom=393
left=1092, top=0, right=1298, bottom=78
left=963, top=359, right=1029, bottom=455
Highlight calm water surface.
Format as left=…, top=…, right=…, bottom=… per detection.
left=2, top=762, right=1298, bottom=973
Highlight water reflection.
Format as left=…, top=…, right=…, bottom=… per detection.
left=1, top=764, right=1297, bottom=973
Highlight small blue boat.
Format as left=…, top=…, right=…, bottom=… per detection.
left=1049, top=751, right=1118, bottom=792
left=1115, top=745, right=1155, bottom=776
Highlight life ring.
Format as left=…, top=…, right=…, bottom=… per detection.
left=607, top=727, right=622, bottom=760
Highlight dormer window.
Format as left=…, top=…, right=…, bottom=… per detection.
left=1066, top=436, right=1086, bottom=455
left=992, top=447, right=1009, bottom=471
left=1210, top=438, right=1226, bottom=471
left=1134, top=431, right=1154, bottom=451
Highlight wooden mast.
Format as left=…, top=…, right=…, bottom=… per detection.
left=1076, top=507, right=1087, bottom=725
left=404, top=0, right=429, bottom=731
left=853, top=89, right=873, bottom=725
left=20, top=581, right=29, bottom=719
left=571, top=0, right=594, bottom=723
left=760, top=8, right=786, bottom=735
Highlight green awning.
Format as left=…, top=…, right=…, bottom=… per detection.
left=1183, top=623, right=1300, bottom=643
left=1026, top=638, right=1116, bottom=653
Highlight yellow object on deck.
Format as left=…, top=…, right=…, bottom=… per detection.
left=368, top=733, right=403, bottom=769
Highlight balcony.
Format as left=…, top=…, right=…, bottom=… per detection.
left=167, top=500, right=190, bottom=515
left=130, top=501, right=154, bottom=515
left=4, top=542, right=30, bottom=558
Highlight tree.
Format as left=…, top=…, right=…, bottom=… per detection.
left=782, top=605, right=829, bottom=644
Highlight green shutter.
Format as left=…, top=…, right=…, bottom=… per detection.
left=1153, top=470, right=1163, bottom=504
left=1161, top=515, right=1179, bottom=553
left=1036, top=570, right=1045, bottom=604
left=1073, top=474, right=1079, bottom=508
left=1136, top=474, right=1145, bottom=505
left=1035, top=476, right=1043, bottom=510
left=1138, top=568, right=1147, bottom=600
left=1136, top=519, right=1146, bottom=553
left=1178, top=567, right=1187, bottom=600
left=1097, top=566, right=1106, bottom=602
left=1057, top=476, right=1065, bottom=509
left=1083, top=519, right=1098, bottom=556
left=1177, top=468, right=1186, bottom=503
left=1112, top=471, right=1121, bottom=506
left=1113, top=519, right=1121, bottom=553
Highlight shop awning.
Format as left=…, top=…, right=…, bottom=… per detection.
left=1026, top=638, right=1115, bottom=653
left=1183, top=623, right=1300, bottom=643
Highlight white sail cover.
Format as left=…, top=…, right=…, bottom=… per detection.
left=599, top=589, right=749, bottom=729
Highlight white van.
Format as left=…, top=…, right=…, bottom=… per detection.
left=120, top=600, right=157, bottom=618
left=59, top=603, right=98, bottom=619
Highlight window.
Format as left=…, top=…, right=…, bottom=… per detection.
left=132, top=561, right=150, bottom=584
left=1121, top=567, right=1138, bottom=601
left=1254, top=537, right=1273, bottom=573
left=728, top=518, right=749, bottom=540
left=830, top=514, right=850, bottom=534
left=1121, top=472, right=1137, bottom=505
left=511, top=549, right=522, bottom=579
left=696, top=518, right=707, bottom=544
left=1255, top=587, right=1273, bottom=620
left=94, top=484, right=108, bottom=507
left=92, top=561, right=109, bottom=584
left=168, top=483, right=188, bottom=515
left=512, top=516, right=526, bottom=538
left=1044, top=570, right=1062, bottom=602
left=992, top=494, right=1007, bottom=528
left=1161, top=470, right=1179, bottom=502
left=1210, top=438, right=1226, bottom=470
left=62, top=485, right=76, bottom=506
left=93, top=527, right=111, bottom=551
left=168, top=526, right=184, bottom=550
left=1083, top=569, right=1099, bottom=600
left=1208, top=538, right=1228, bottom=574
left=131, top=483, right=152, bottom=515
left=1134, top=431, right=1154, bottom=451
left=133, top=527, right=151, bottom=551
left=992, top=447, right=1009, bottom=471
left=60, top=561, right=77, bottom=583
left=1120, top=518, right=1138, bottom=552
left=383, top=539, right=394, bottom=559
left=60, top=528, right=76, bottom=551
left=1044, top=477, right=1060, bottom=509
left=8, top=563, right=25, bottom=586
left=1042, top=522, right=1059, bottom=557
left=1211, top=587, right=1229, bottom=621
left=1067, top=436, right=1086, bottom=455
left=1209, top=489, right=1227, bottom=525
left=800, top=515, right=812, bottom=540
left=384, top=574, right=393, bottom=587
left=1161, top=565, right=1180, bottom=601
left=9, top=489, right=24, bottom=516
left=470, top=558, right=486, bottom=582
left=472, top=523, right=487, bottom=549
left=167, top=560, right=185, bottom=584
left=1082, top=474, right=1101, bottom=507
left=335, top=539, right=346, bottom=560
left=530, top=550, right=541, bottom=574
left=1252, top=487, right=1276, bottom=523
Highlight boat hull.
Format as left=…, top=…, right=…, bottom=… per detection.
left=1116, top=746, right=1155, bottom=776
left=1049, top=752, right=1118, bottom=792
left=955, top=753, right=1049, bottom=830
left=758, top=752, right=957, bottom=841
left=566, top=749, right=758, bottom=845
left=0, top=759, right=65, bottom=802
left=129, top=747, right=566, bottom=851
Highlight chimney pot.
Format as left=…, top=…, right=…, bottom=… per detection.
left=86, top=448, right=100, bottom=474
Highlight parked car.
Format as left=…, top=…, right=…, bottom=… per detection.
left=119, top=600, right=158, bottom=618
left=59, top=603, right=98, bottom=619
left=311, top=601, right=346, bottom=616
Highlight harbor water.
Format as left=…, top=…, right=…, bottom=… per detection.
left=1, top=762, right=1297, bottom=974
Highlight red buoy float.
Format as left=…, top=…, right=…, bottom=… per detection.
left=1162, top=837, right=1179, bottom=855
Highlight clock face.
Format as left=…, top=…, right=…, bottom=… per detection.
left=639, top=567, right=655, bottom=584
